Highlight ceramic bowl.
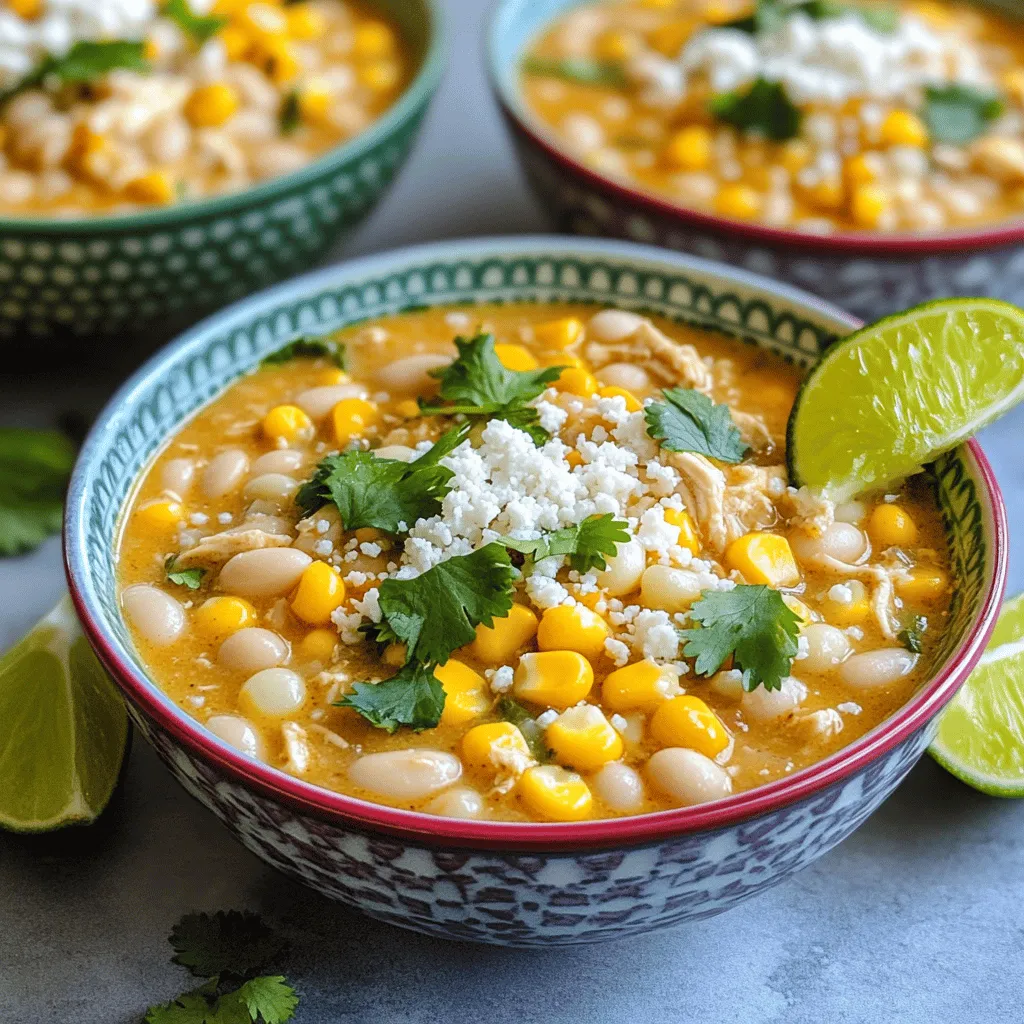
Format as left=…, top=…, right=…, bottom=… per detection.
left=487, top=0, right=1024, bottom=322
left=65, top=236, right=1006, bottom=946
left=0, top=0, right=443, bottom=343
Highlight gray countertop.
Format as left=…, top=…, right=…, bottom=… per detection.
left=2, top=1, right=1023, bottom=1020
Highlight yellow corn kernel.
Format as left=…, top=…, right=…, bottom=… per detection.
left=554, top=367, right=599, bottom=397
left=394, top=398, right=420, bottom=418
left=595, top=29, right=635, bottom=62
left=472, top=604, right=539, bottom=663
left=880, top=109, right=928, bottom=148
left=533, top=317, right=584, bottom=350
left=724, top=532, right=800, bottom=587
left=912, top=1, right=952, bottom=28
left=261, top=38, right=300, bottom=85
left=290, top=561, right=346, bottom=625
left=648, top=20, right=694, bottom=57
left=286, top=3, right=327, bottom=39
left=1003, top=68, right=1024, bottom=106
left=144, top=34, right=161, bottom=61
left=184, top=83, right=240, bottom=128
left=822, top=579, right=871, bottom=626
left=297, top=628, right=338, bottom=662
left=896, top=567, right=949, bottom=604
left=806, top=176, right=845, bottom=211
left=783, top=595, right=814, bottom=626
left=332, top=397, right=379, bottom=444
left=263, top=404, right=313, bottom=444
left=493, top=343, right=539, bottom=372
left=219, top=24, right=250, bottom=60
left=462, top=721, right=533, bottom=772
left=714, top=183, right=761, bottom=220
left=383, top=643, right=407, bottom=666
left=536, top=604, right=610, bottom=661
left=868, top=503, right=919, bottom=548
left=779, top=139, right=812, bottom=174
left=298, top=79, right=332, bottom=124
left=850, top=183, right=891, bottom=229
left=317, top=367, right=349, bottom=386
left=640, top=0, right=676, bottom=7
left=649, top=695, right=729, bottom=758
left=545, top=705, right=623, bottom=771
left=124, top=170, right=175, bottom=205
left=436, top=660, right=492, bottom=727
left=194, top=596, right=257, bottom=640
left=239, top=2, right=288, bottom=39
left=9, top=0, right=41, bottom=18
left=844, top=154, right=878, bottom=188
left=597, top=385, right=643, bottom=412
left=352, top=20, right=396, bottom=59
left=136, top=498, right=184, bottom=527
left=705, top=0, right=740, bottom=23
left=602, top=659, right=679, bottom=713
left=358, top=61, right=400, bottom=91
left=518, top=765, right=593, bottom=821
left=565, top=449, right=584, bottom=469
left=542, top=352, right=585, bottom=370
left=663, top=125, right=713, bottom=171
left=664, top=507, right=700, bottom=555
left=513, top=650, right=594, bottom=709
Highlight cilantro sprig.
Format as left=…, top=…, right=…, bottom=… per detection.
left=499, top=514, right=630, bottom=574
left=145, top=911, right=297, bottom=1024
left=261, top=335, right=346, bottom=369
left=644, top=388, right=748, bottom=463
left=923, top=84, right=1004, bottom=145
left=165, top=555, right=206, bottom=591
left=0, top=428, right=74, bottom=556
left=419, top=334, right=564, bottom=444
left=679, top=585, right=801, bottom=692
left=164, top=0, right=227, bottom=43
left=338, top=663, right=446, bottom=733
left=725, top=0, right=898, bottom=35
left=710, top=78, right=802, bottom=141
left=521, top=55, right=627, bottom=87
left=897, top=614, right=927, bottom=654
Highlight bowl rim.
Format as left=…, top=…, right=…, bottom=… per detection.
left=0, top=0, right=445, bottom=237
left=485, top=0, right=1024, bottom=256
left=64, top=234, right=1009, bottom=852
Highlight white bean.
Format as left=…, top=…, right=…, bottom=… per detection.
left=348, top=749, right=462, bottom=801
left=840, top=649, right=916, bottom=690
left=374, top=353, right=452, bottom=393
left=562, top=112, right=604, bottom=151
left=374, top=444, right=416, bottom=462
left=640, top=565, right=702, bottom=612
left=160, top=458, right=195, bottom=497
left=742, top=676, right=807, bottom=721
left=834, top=501, right=866, bottom=525
left=251, top=449, right=304, bottom=476
left=206, top=714, right=262, bottom=758
left=243, top=473, right=298, bottom=504
left=791, top=522, right=867, bottom=566
left=595, top=362, right=650, bottom=392
left=239, top=668, right=305, bottom=717
left=587, top=309, right=645, bottom=342
left=218, top=627, right=289, bottom=673
left=710, top=668, right=745, bottom=701
left=597, top=537, right=645, bottom=596
left=645, top=748, right=732, bottom=806
left=425, top=786, right=485, bottom=819
left=218, top=547, right=311, bottom=597
left=202, top=449, right=249, bottom=499
left=591, top=762, right=646, bottom=812
left=294, top=384, right=368, bottom=420
left=801, top=623, right=851, bottom=674
left=121, top=585, right=185, bottom=646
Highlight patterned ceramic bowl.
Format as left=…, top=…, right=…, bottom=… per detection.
left=487, top=0, right=1024, bottom=322
left=65, top=237, right=1006, bottom=946
left=0, top=0, right=443, bottom=343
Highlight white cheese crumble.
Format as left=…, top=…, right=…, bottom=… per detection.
left=488, top=666, right=515, bottom=694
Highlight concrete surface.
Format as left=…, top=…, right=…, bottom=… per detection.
left=2, top=0, right=1023, bottom=1020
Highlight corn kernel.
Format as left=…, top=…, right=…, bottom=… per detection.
left=868, top=503, right=919, bottom=548
left=518, top=765, right=593, bottom=821
left=298, top=628, right=338, bottom=662
left=298, top=79, right=332, bottom=124
left=394, top=398, right=420, bottom=418
left=144, top=35, right=161, bottom=62
left=462, top=721, right=533, bottom=772
left=896, top=567, right=949, bottom=603
left=783, top=595, right=814, bottom=626
left=263, top=404, right=314, bottom=444
left=493, top=343, right=539, bottom=371
left=332, top=397, right=379, bottom=444
left=239, top=2, right=288, bottom=39
left=663, top=125, right=713, bottom=171
left=291, top=560, right=345, bottom=625
left=124, top=170, right=175, bottom=205
left=649, top=695, right=729, bottom=758
left=219, top=24, right=250, bottom=60
left=542, top=352, right=585, bottom=370
left=435, top=660, right=492, bottom=727
left=352, top=20, right=396, bottom=59
left=533, top=317, right=584, bottom=350
left=602, top=659, right=680, bottom=712
left=184, top=83, right=240, bottom=127
left=317, top=367, right=349, bottom=386
left=536, top=604, right=610, bottom=661
left=472, top=604, right=539, bottom=663
left=595, top=29, right=635, bottom=62
left=513, top=650, right=594, bottom=709
left=844, top=153, right=880, bottom=187
left=136, top=498, right=184, bottom=527
left=9, top=0, right=41, bottom=19
left=194, top=596, right=257, bottom=639
left=705, top=0, right=740, bottom=24
left=554, top=366, right=599, bottom=397
left=648, top=20, right=694, bottom=57
left=545, top=705, right=623, bottom=771
left=565, top=449, right=584, bottom=468
left=261, top=38, right=300, bottom=85
left=850, top=183, right=891, bottom=229
left=912, top=1, right=953, bottom=28
left=779, top=140, right=812, bottom=174
left=1003, top=68, right=1024, bottom=106
left=358, top=61, right=400, bottom=91
left=597, top=385, right=643, bottom=412
left=822, top=579, right=871, bottom=626
left=880, top=109, right=928, bottom=148
left=724, top=532, right=800, bottom=587
left=383, top=643, right=407, bottom=666
left=806, top=176, right=845, bottom=210
left=286, top=3, right=327, bottom=39
left=714, top=183, right=761, bottom=219
left=664, top=507, right=700, bottom=555
left=66, top=124, right=107, bottom=175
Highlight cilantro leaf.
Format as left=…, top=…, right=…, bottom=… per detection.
left=165, top=555, right=207, bottom=591
left=710, top=78, right=801, bottom=141
left=278, top=91, right=301, bottom=135
left=164, top=0, right=227, bottom=42
left=0, top=428, right=74, bottom=556
left=644, top=388, right=748, bottom=463
left=338, top=662, right=446, bottom=732
left=923, top=84, right=1004, bottom=145
left=898, top=614, right=927, bottom=654
left=499, top=697, right=550, bottom=762
left=295, top=424, right=468, bottom=533
left=499, top=514, right=630, bottom=574
left=2, top=40, right=149, bottom=105
left=679, top=585, right=801, bottom=692
left=233, top=977, right=299, bottom=1024
left=725, top=0, right=898, bottom=34
left=521, top=55, right=627, bottom=87
left=170, top=911, right=287, bottom=980
left=261, top=335, right=345, bottom=369
left=366, top=543, right=518, bottom=667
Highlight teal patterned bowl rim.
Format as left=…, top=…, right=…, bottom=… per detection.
left=64, top=235, right=1008, bottom=851
left=0, top=0, right=445, bottom=236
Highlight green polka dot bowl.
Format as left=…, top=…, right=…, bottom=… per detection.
left=0, top=0, right=443, bottom=343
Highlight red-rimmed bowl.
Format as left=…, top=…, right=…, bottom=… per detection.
left=64, top=236, right=1007, bottom=946
left=486, top=0, right=1024, bottom=322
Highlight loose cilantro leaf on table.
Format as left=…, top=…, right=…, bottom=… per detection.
left=295, top=423, right=468, bottom=533
left=710, top=78, right=801, bottom=141
left=262, top=335, right=345, bottom=369
left=679, top=585, right=801, bottom=692
left=2, top=40, right=149, bottom=105
left=521, top=55, right=626, bottom=87
left=923, top=84, right=1004, bottom=145
left=0, top=428, right=74, bottom=556
left=165, top=555, right=206, bottom=591
left=170, top=911, right=287, bottom=980
left=338, top=662, right=446, bottom=732
left=499, top=514, right=630, bottom=574
left=164, top=0, right=227, bottom=43
left=644, top=388, right=748, bottom=463
left=419, top=334, right=564, bottom=444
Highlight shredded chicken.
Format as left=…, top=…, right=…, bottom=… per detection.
left=585, top=319, right=715, bottom=392
left=671, top=451, right=728, bottom=552
left=175, top=525, right=292, bottom=566
left=789, top=709, right=844, bottom=745
left=281, top=722, right=310, bottom=775
left=308, top=722, right=350, bottom=749
left=732, top=409, right=780, bottom=453
left=781, top=486, right=835, bottom=538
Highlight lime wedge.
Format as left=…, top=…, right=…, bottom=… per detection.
left=0, top=595, right=129, bottom=832
left=930, top=595, right=1024, bottom=797
left=788, top=298, right=1024, bottom=502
